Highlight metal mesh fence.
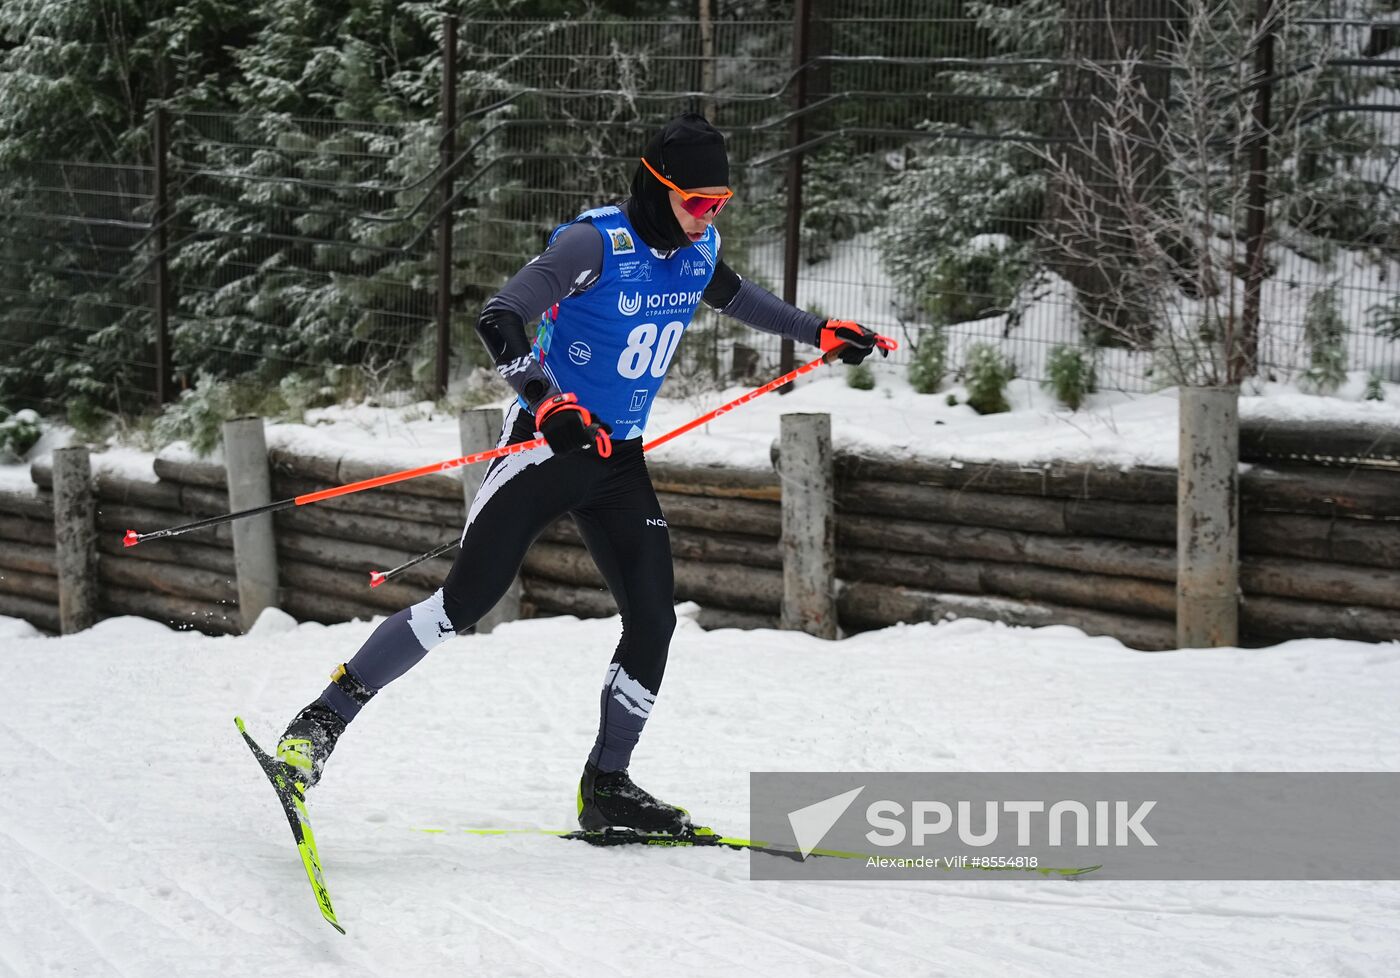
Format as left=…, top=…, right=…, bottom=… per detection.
left=453, top=0, right=1400, bottom=395
left=1, top=0, right=1397, bottom=416
left=165, top=111, right=439, bottom=389
left=0, top=161, right=158, bottom=418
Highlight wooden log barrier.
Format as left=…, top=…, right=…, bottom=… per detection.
left=276, top=531, right=454, bottom=593
left=838, top=548, right=1177, bottom=619
left=271, top=473, right=464, bottom=526
left=537, top=519, right=782, bottom=569
left=152, top=455, right=228, bottom=489
left=0, top=514, right=56, bottom=548
left=279, top=589, right=383, bottom=626
left=0, top=541, right=58, bottom=576
left=1241, top=557, right=1400, bottom=611
left=835, top=453, right=1179, bottom=502
left=521, top=578, right=781, bottom=633
left=835, top=581, right=1177, bottom=651
left=1241, top=512, right=1400, bottom=568
left=278, top=558, right=425, bottom=613
left=835, top=451, right=1400, bottom=519
left=96, top=503, right=235, bottom=548
left=655, top=491, right=781, bottom=538
left=840, top=480, right=1178, bottom=542
left=100, top=585, right=240, bottom=635
left=648, top=459, right=781, bottom=501
left=1241, top=594, right=1400, bottom=645
left=522, top=542, right=784, bottom=615
left=96, top=533, right=236, bottom=576
left=1240, top=465, right=1400, bottom=519
left=99, top=555, right=238, bottom=604
left=838, top=515, right=1179, bottom=582
left=0, top=593, right=60, bottom=633
left=274, top=505, right=447, bottom=555
left=1239, top=416, right=1400, bottom=466
left=0, top=567, right=59, bottom=602
left=31, top=458, right=190, bottom=511
left=523, top=578, right=618, bottom=620
left=0, top=487, right=53, bottom=521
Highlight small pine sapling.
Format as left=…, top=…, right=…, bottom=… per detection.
left=1043, top=344, right=1097, bottom=410
left=847, top=362, right=876, bottom=390
left=908, top=330, right=948, bottom=394
left=1302, top=284, right=1347, bottom=395
left=1365, top=371, right=1385, bottom=402
left=963, top=343, right=1015, bottom=415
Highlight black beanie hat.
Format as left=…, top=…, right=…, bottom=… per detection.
left=627, top=113, right=730, bottom=252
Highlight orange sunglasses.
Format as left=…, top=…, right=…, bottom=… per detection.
left=640, top=157, right=734, bottom=218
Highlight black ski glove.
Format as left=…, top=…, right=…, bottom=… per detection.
left=533, top=392, right=613, bottom=457
left=819, top=319, right=893, bottom=365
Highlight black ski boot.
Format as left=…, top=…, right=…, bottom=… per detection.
left=275, top=664, right=376, bottom=789
left=577, top=761, right=692, bottom=835
left=275, top=701, right=345, bottom=790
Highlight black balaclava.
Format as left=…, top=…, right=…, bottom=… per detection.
left=627, top=112, right=730, bottom=253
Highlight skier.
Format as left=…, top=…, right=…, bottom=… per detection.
left=273, top=113, right=887, bottom=836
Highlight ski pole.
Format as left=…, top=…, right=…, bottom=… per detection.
left=365, top=338, right=898, bottom=589
left=122, top=436, right=548, bottom=548
left=642, top=337, right=896, bottom=453
left=368, top=539, right=458, bottom=588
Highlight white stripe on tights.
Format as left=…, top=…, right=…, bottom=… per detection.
left=460, top=402, right=553, bottom=543
left=605, top=663, right=656, bottom=719
left=407, top=587, right=457, bottom=652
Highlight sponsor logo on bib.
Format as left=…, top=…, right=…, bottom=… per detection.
left=617, top=291, right=643, bottom=316
left=568, top=341, right=592, bottom=366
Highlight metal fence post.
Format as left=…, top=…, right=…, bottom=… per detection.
left=1177, top=386, right=1240, bottom=648
left=1238, top=0, right=1276, bottom=383
left=780, top=413, right=837, bottom=639
left=779, top=0, right=813, bottom=394
left=223, top=417, right=279, bottom=631
left=152, top=104, right=174, bottom=405
left=459, top=406, right=518, bottom=632
left=436, top=14, right=458, bottom=399
left=52, top=447, right=98, bottom=633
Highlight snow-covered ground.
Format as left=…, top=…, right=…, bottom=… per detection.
left=2, top=608, right=1397, bottom=977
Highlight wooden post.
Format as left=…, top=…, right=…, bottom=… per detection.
left=52, top=447, right=98, bottom=633
left=223, top=417, right=279, bottom=631
left=780, top=413, right=836, bottom=638
left=1177, top=386, right=1240, bottom=647
left=459, top=406, right=518, bottom=633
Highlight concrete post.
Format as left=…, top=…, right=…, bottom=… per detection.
left=459, top=406, right=517, bottom=632
left=780, top=413, right=837, bottom=639
left=223, top=417, right=279, bottom=632
left=1177, top=386, right=1240, bottom=648
left=52, top=446, right=98, bottom=633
